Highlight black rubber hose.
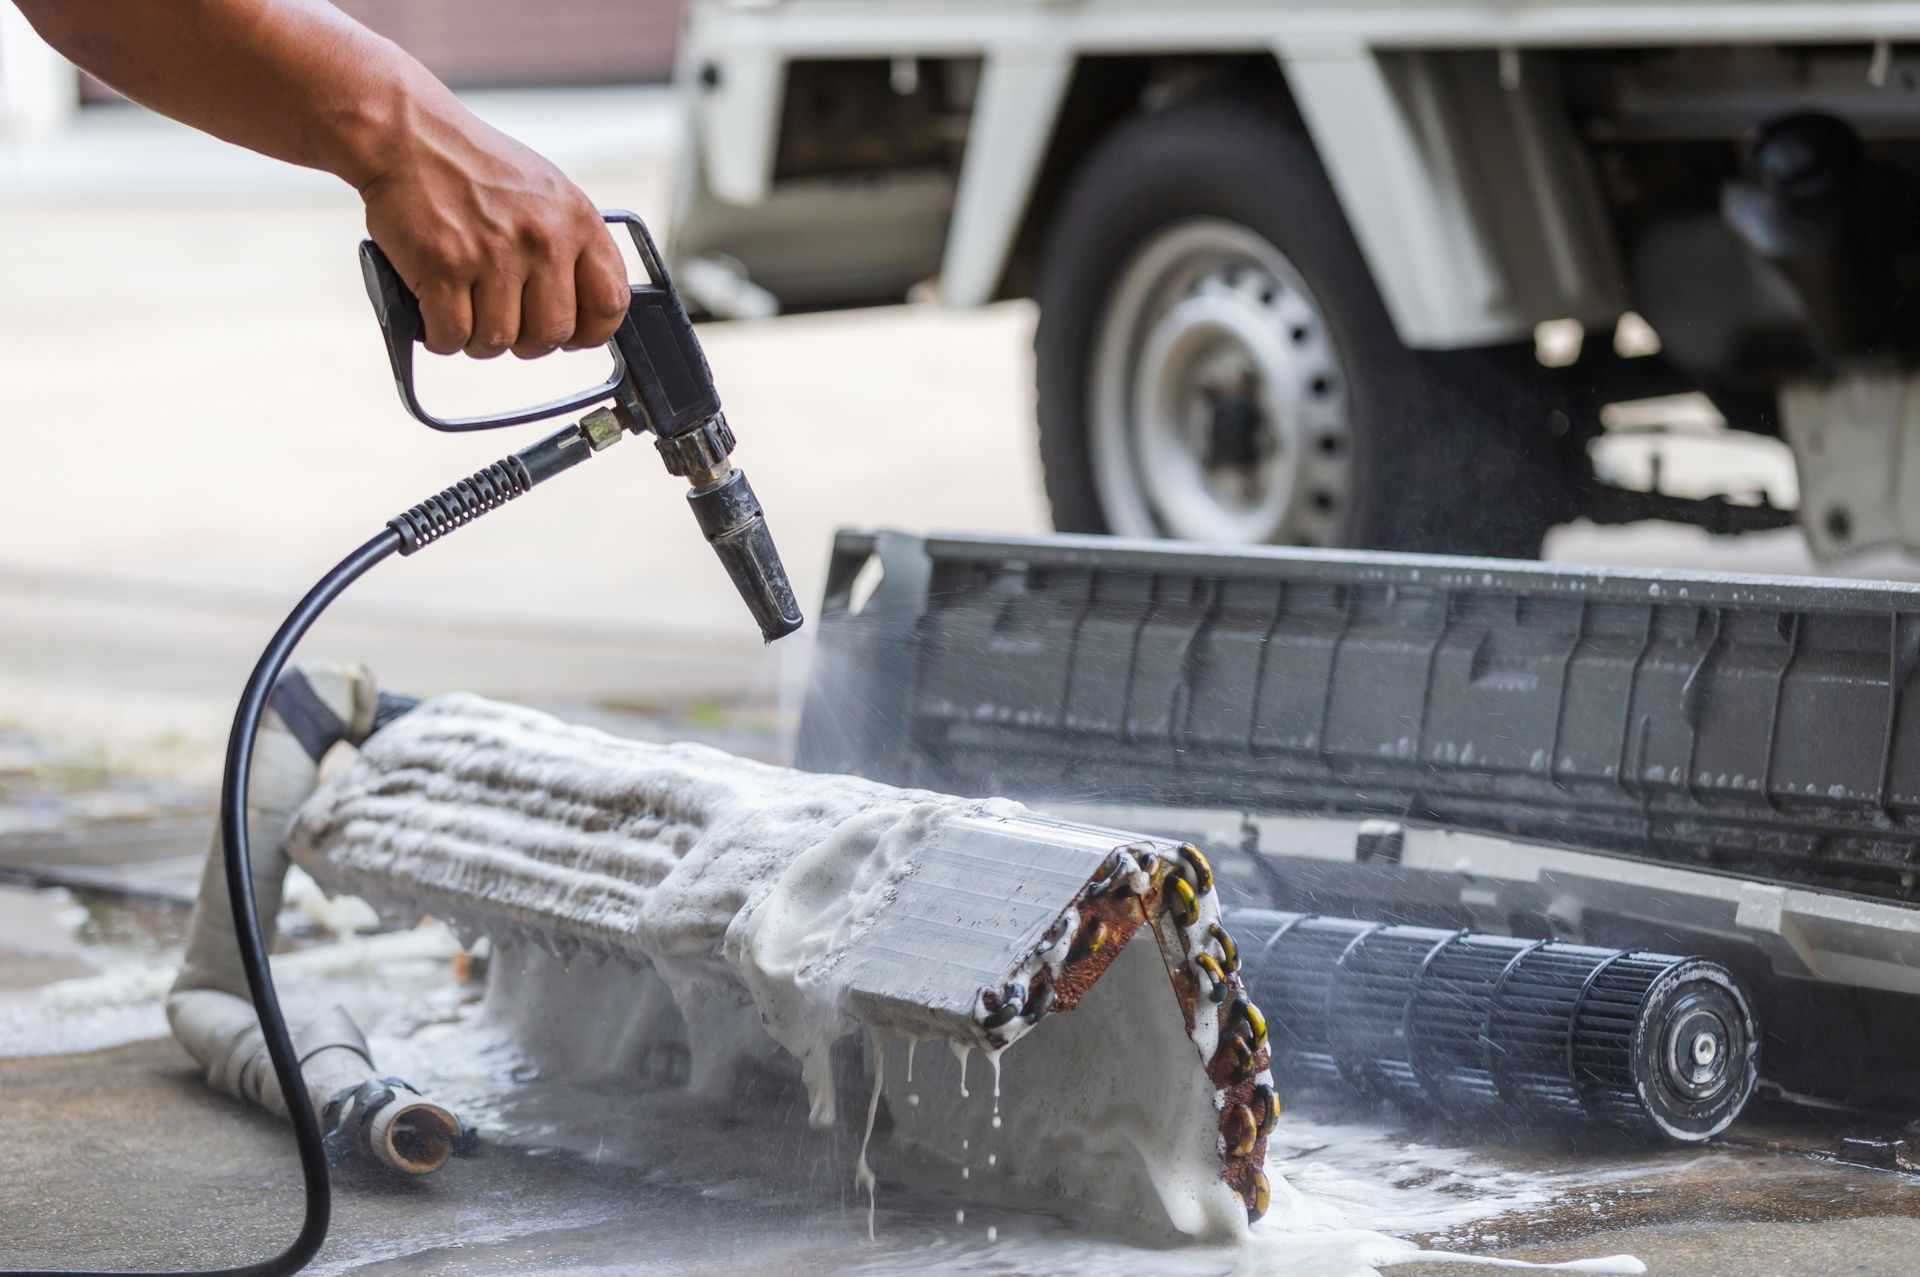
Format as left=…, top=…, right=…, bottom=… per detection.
left=2, top=424, right=597, bottom=1276
left=5, top=528, right=401, bottom=1277
left=3, top=420, right=599, bottom=1276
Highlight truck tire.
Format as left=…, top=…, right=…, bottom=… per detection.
left=1033, top=100, right=1579, bottom=556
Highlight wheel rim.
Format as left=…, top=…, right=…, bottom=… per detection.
left=1089, top=219, right=1354, bottom=544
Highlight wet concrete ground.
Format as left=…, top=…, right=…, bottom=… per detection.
left=3, top=606, right=1918, bottom=1273
left=6, top=1007, right=1920, bottom=1275
left=1396, top=1117, right=1920, bottom=1274
left=4, top=767, right=1919, bottom=1276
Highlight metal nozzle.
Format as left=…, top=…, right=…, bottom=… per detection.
left=685, top=465, right=804, bottom=643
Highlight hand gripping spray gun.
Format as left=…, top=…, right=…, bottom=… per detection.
left=0, top=212, right=800, bottom=1277
left=361, top=210, right=803, bottom=641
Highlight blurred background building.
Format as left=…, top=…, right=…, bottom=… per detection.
left=0, top=0, right=686, bottom=138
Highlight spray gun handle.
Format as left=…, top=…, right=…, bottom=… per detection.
left=362, top=209, right=719, bottom=435
left=361, top=210, right=727, bottom=438
left=358, top=240, right=623, bottom=433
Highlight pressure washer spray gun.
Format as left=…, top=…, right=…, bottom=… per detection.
left=0, top=211, right=803, bottom=1277
left=359, top=209, right=803, bottom=642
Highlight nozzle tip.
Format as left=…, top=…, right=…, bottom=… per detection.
left=685, top=468, right=804, bottom=643
left=763, top=609, right=805, bottom=644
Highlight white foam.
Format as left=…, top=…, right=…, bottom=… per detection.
left=280, top=695, right=1644, bottom=1271
left=0, top=923, right=460, bottom=1060
left=856, top=1032, right=886, bottom=1240
left=290, top=693, right=1007, bottom=1131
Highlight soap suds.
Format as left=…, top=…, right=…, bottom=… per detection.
left=728, top=800, right=950, bottom=1127
left=289, top=693, right=1011, bottom=1130
left=290, top=698, right=1262, bottom=1244
left=878, top=936, right=1249, bottom=1240
left=987, top=1048, right=1003, bottom=1130
left=856, top=1033, right=886, bottom=1240
left=279, top=695, right=1647, bottom=1273
left=0, top=923, right=459, bottom=1060
left=388, top=967, right=1653, bottom=1275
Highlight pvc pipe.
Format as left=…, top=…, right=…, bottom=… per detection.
left=165, top=662, right=464, bottom=1176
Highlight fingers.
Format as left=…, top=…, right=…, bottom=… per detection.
left=362, top=146, right=626, bottom=360
left=567, top=227, right=629, bottom=351
left=417, top=276, right=474, bottom=356
left=513, top=262, right=575, bottom=360
left=415, top=250, right=609, bottom=361
left=465, top=269, right=522, bottom=360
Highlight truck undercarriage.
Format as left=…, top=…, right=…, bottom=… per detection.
left=672, top=29, right=1920, bottom=562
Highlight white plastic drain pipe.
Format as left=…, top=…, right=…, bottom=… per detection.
left=167, top=662, right=462, bottom=1176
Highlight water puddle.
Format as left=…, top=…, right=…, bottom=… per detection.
left=5, top=882, right=1917, bottom=1277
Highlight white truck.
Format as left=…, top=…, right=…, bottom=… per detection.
left=668, top=5, right=1920, bottom=560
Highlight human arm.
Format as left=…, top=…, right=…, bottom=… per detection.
left=16, top=0, right=629, bottom=359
